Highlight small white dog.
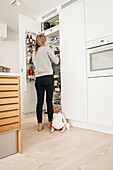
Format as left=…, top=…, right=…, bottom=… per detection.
left=51, top=104, right=70, bottom=133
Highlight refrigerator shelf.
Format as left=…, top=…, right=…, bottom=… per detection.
left=26, top=62, right=33, bottom=65
left=53, top=98, right=61, bottom=100
left=27, top=75, right=35, bottom=78
left=26, top=44, right=35, bottom=46
left=48, top=40, right=60, bottom=45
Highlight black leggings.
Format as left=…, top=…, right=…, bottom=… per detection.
left=35, top=75, right=54, bottom=123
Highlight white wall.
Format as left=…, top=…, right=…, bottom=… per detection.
left=0, top=30, right=19, bottom=73
left=19, top=14, right=40, bottom=115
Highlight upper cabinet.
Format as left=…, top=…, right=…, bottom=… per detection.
left=41, top=15, right=59, bottom=32
left=85, top=0, right=113, bottom=41
left=39, top=7, right=60, bottom=36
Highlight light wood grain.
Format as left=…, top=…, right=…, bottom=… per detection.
left=0, top=97, right=19, bottom=105
left=0, top=116, right=19, bottom=126
left=1, top=116, right=113, bottom=169
left=0, top=76, right=22, bottom=156
left=0, top=91, right=19, bottom=98
left=0, top=78, right=18, bottom=84
left=18, top=76, right=22, bottom=154
left=0, top=123, right=19, bottom=134
left=0, top=76, right=18, bottom=78
left=0, top=104, right=19, bottom=112
left=0, top=110, right=19, bottom=118
left=0, top=85, right=19, bottom=91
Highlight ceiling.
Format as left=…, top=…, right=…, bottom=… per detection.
left=0, top=0, right=67, bottom=33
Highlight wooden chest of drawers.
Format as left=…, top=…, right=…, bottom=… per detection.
left=0, top=75, right=22, bottom=154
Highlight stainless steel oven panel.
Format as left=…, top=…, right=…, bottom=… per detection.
left=87, top=43, right=113, bottom=78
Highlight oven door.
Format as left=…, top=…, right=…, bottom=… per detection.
left=87, top=43, right=113, bottom=78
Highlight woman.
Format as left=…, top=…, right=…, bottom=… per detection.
left=33, top=35, right=59, bottom=131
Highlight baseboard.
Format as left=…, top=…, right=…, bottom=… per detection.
left=68, top=119, right=113, bottom=135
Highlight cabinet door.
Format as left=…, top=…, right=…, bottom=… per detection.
left=85, top=0, right=113, bottom=41
left=19, top=14, right=40, bottom=114
left=60, top=0, right=87, bottom=121
left=88, top=77, right=113, bottom=127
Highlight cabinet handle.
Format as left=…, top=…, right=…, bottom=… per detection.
left=50, top=29, right=52, bottom=32
left=100, top=40, right=104, bottom=42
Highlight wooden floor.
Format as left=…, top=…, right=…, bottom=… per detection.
left=0, top=115, right=113, bottom=170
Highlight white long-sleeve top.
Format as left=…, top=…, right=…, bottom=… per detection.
left=52, top=112, right=67, bottom=130
left=32, top=46, right=59, bottom=77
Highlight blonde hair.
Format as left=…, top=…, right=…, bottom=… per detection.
left=53, top=104, right=60, bottom=113
left=35, top=35, right=46, bottom=55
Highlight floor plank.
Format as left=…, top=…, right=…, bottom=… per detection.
left=0, top=115, right=113, bottom=170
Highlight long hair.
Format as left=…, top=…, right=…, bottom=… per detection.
left=35, top=35, right=46, bottom=55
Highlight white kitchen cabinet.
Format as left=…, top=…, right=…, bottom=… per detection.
left=60, top=0, right=87, bottom=121
left=43, top=25, right=59, bottom=37
left=88, top=77, right=113, bottom=127
left=85, top=0, right=113, bottom=42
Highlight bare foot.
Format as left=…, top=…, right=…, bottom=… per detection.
left=50, top=127, right=55, bottom=133
left=38, top=123, right=44, bottom=131
left=49, top=121, right=52, bottom=128
left=60, top=126, right=66, bottom=133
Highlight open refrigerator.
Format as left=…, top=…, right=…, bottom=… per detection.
left=46, top=33, right=61, bottom=110
left=40, top=14, right=61, bottom=111
left=24, top=28, right=61, bottom=113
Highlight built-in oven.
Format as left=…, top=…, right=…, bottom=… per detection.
left=86, top=35, right=113, bottom=78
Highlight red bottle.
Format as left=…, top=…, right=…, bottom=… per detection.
left=26, top=34, right=29, bottom=44
left=29, top=66, right=33, bottom=76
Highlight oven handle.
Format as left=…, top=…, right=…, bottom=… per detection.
left=87, top=43, right=113, bottom=53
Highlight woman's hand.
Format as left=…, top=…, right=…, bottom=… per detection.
left=56, top=54, right=60, bottom=58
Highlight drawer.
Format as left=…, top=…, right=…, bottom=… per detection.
left=0, top=104, right=19, bottom=112
left=0, top=123, right=19, bottom=134
left=0, top=110, right=19, bottom=118
left=0, top=91, right=19, bottom=98
left=0, top=116, right=19, bottom=126
left=0, top=97, right=19, bottom=105
left=0, top=77, right=18, bottom=84
left=0, top=85, right=19, bottom=91
left=0, top=76, right=21, bottom=154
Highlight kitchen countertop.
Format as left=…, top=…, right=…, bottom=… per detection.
left=0, top=73, right=20, bottom=76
